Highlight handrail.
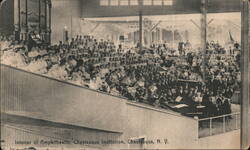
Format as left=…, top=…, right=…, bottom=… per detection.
left=198, top=112, right=240, bottom=121
left=198, top=112, right=241, bottom=138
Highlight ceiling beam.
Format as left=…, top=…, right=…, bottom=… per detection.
left=82, top=0, right=240, bottom=18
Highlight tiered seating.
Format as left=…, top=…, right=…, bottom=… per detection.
left=0, top=34, right=241, bottom=118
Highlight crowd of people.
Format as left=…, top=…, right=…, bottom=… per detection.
left=0, top=33, right=241, bottom=118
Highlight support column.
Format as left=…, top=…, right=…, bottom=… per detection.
left=159, top=28, right=163, bottom=44
left=38, top=0, right=41, bottom=34
left=18, top=0, right=21, bottom=41
left=48, top=0, right=51, bottom=44
left=138, top=0, right=143, bottom=51
left=18, top=0, right=21, bottom=30
left=240, top=0, right=249, bottom=149
left=156, top=28, right=159, bottom=44
left=25, top=0, right=28, bottom=40
left=172, top=28, right=174, bottom=48
left=45, top=0, right=47, bottom=42
left=201, top=0, right=207, bottom=81
left=139, top=11, right=143, bottom=51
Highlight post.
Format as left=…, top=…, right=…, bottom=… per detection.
left=159, top=28, right=163, bottom=44
left=223, top=115, right=226, bottom=133
left=172, top=27, right=174, bottom=48
left=48, top=0, right=51, bottom=44
left=38, top=0, right=41, bottom=34
left=236, top=113, right=238, bottom=129
left=138, top=0, right=143, bottom=51
left=25, top=0, right=28, bottom=40
left=240, top=0, right=249, bottom=149
left=71, top=14, right=73, bottom=40
left=45, top=0, right=47, bottom=42
left=139, top=11, right=143, bottom=51
left=201, top=0, right=207, bottom=81
left=209, top=118, right=212, bottom=136
left=18, top=0, right=21, bottom=40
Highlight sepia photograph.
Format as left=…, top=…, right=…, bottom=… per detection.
left=0, top=0, right=249, bottom=149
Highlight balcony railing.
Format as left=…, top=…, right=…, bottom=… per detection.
left=198, top=112, right=241, bottom=138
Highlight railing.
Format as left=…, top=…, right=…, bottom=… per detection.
left=198, top=112, right=241, bottom=138
left=231, top=91, right=240, bottom=104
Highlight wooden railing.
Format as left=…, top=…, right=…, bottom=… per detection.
left=198, top=112, right=241, bottom=138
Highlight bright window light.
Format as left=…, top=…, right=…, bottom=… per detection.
left=110, top=0, right=119, bottom=6
left=163, top=0, right=173, bottom=6
left=100, top=0, right=109, bottom=6
left=130, top=0, right=138, bottom=5
left=153, top=0, right=162, bottom=5
left=120, top=0, right=129, bottom=5
left=143, top=0, right=152, bottom=5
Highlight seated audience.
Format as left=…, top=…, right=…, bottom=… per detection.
left=0, top=34, right=241, bottom=119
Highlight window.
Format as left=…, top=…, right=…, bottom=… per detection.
left=153, top=0, right=162, bottom=5
left=163, top=0, right=173, bottom=6
left=110, top=0, right=119, bottom=6
left=100, top=0, right=109, bottom=6
left=120, top=0, right=129, bottom=5
left=130, top=0, right=138, bottom=5
left=143, top=0, right=152, bottom=5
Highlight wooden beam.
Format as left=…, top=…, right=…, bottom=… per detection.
left=190, top=19, right=201, bottom=30
left=48, top=0, right=51, bottom=44
left=18, top=0, right=20, bottom=32
left=208, top=0, right=241, bottom=13
left=90, top=23, right=101, bottom=34
left=25, top=0, right=28, bottom=37
left=201, top=0, right=207, bottom=81
left=39, top=0, right=41, bottom=34
left=45, top=0, right=47, bottom=41
left=139, top=11, right=143, bottom=51
left=207, top=19, right=214, bottom=25
left=139, top=0, right=143, bottom=51
left=82, top=0, right=240, bottom=18
left=150, top=20, right=162, bottom=32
